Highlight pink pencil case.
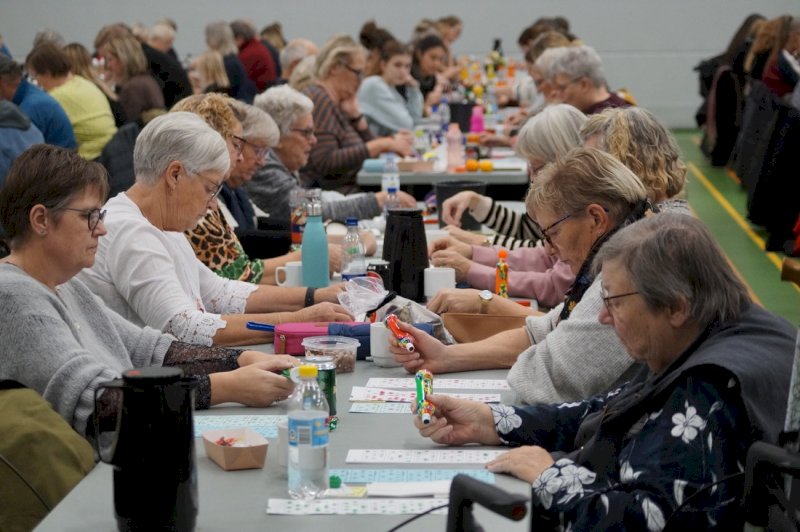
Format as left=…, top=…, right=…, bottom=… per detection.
left=274, top=322, right=363, bottom=355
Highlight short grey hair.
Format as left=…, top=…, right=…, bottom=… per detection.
left=594, top=213, right=750, bottom=326
left=280, top=38, right=313, bottom=73
left=548, top=45, right=607, bottom=88
left=526, top=147, right=647, bottom=226
left=205, top=21, right=238, bottom=56
left=32, top=28, right=65, bottom=49
left=534, top=46, right=569, bottom=81
left=231, top=100, right=280, bottom=146
left=254, top=85, right=313, bottom=136
left=149, top=23, right=175, bottom=42
left=133, top=112, right=230, bottom=184
left=515, top=104, right=587, bottom=163
left=230, top=19, right=256, bottom=41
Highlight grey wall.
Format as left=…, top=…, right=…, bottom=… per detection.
left=2, top=0, right=797, bottom=127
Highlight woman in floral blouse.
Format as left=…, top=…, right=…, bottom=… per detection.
left=412, top=214, right=797, bottom=530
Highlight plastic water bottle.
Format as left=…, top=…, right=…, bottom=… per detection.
left=341, top=217, right=366, bottom=281
left=439, top=98, right=451, bottom=134
left=287, top=365, right=330, bottom=500
left=384, top=186, right=401, bottom=219
left=446, top=123, right=464, bottom=170
left=301, top=200, right=329, bottom=288
left=381, top=153, right=400, bottom=193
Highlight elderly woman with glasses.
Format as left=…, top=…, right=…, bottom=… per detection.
left=77, top=112, right=350, bottom=348
left=301, top=34, right=413, bottom=194
left=0, top=145, right=306, bottom=439
left=391, top=148, right=651, bottom=405
left=176, top=93, right=344, bottom=283
left=246, top=85, right=416, bottom=226
left=411, top=213, right=796, bottom=530
left=426, top=104, right=583, bottom=309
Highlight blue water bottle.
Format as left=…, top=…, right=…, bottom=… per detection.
left=301, top=200, right=329, bottom=288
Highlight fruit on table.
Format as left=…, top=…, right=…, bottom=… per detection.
left=479, top=160, right=494, bottom=172
left=465, top=159, right=480, bottom=172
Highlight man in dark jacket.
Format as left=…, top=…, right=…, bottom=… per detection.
left=0, top=101, right=43, bottom=185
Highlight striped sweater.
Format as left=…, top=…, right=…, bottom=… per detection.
left=470, top=196, right=543, bottom=249
left=300, top=84, right=374, bottom=194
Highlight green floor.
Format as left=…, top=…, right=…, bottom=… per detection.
left=674, top=130, right=800, bottom=325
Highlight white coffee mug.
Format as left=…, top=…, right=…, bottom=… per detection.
left=425, top=229, right=449, bottom=246
left=370, top=322, right=402, bottom=368
left=424, top=266, right=456, bottom=299
left=275, top=261, right=303, bottom=287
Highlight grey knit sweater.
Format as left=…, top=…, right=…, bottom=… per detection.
left=246, top=150, right=382, bottom=224
left=0, top=265, right=173, bottom=436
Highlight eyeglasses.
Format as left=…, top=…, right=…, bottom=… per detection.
left=57, top=207, right=107, bottom=231
left=341, top=63, right=364, bottom=80
left=601, top=289, right=640, bottom=314
left=527, top=161, right=546, bottom=179
left=291, top=127, right=316, bottom=140
left=554, top=77, right=581, bottom=93
left=231, top=136, right=246, bottom=155
left=235, top=135, right=270, bottom=160
left=539, top=212, right=573, bottom=245
left=192, top=172, right=224, bottom=201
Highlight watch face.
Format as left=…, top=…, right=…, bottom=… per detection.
left=479, top=290, right=493, bottom=302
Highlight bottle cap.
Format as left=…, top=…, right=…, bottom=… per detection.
left=387, top=187, right=397, bottom=194
left=297, top=365, right=318, bottom=378
left=345, top=217, right=358, bottom=226
left=498, top=249, right=507, bottom=259
left=329, top=475, right=342, bottom=488
left=305, top=201, right=322, bottom=217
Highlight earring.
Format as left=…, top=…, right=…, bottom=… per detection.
left=40, top=230, right=47, bottom=236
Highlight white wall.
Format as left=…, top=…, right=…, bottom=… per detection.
left=2, top=0, right=797, bottom=127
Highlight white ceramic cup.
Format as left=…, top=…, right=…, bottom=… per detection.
left=275, top=261, right=303, bottom=287
left=370, top=322, right=402, bottom=368
left=424, top=266, right=456, bottom=299
left=425, top=229, right=449, bottom=246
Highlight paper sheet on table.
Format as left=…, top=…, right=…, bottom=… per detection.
left=489, top=159, right=527, bottom=171
left=266, top=498, right=449, bottom=515
left=367, top=480, right=451, bottom=497
left=346, top=448, right=505, bottom=464
left=366, top=378, right=510, bottom=390
left=349, top=386, right=500, bottom=403
left=193, top=415, right=285, bottom=438
left=349, top=402, right=410, bottom=414
left=329, top=468, right=495, bottom=483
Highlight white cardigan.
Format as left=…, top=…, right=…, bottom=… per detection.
left=78, top=193, right=257, bottom=345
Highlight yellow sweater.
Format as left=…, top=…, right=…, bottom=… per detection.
left=49, top=75, right=116, bottom=160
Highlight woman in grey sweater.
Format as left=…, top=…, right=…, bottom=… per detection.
left=247, top=85, right=415, bottom=226
left=0, top=145, right=299, bottom=437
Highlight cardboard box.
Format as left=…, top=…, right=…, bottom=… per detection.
left=202, top=428, right=268, bottom=471
left=397, top=160, right=435, bottom=172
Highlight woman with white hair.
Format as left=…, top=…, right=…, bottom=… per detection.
left=301, top=35, right=413, bottom=193
left=547, top=45, right=630, bottom=114
left=77, top=112, right=351, bottom=348
left=0, top=145, right=302, bottom=439
left=247, top=84, right=416, bottom=225
left=426, top=104, right=584, bottom=308
left=205, top=21, right=255, bottom=103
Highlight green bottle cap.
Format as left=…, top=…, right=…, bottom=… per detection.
left=329, top=475, right=342, bottom=489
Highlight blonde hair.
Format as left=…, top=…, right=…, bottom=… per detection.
left=193, top=51, right=230, bottom=89
left=206, top=21, right=238, bottom=56
left=105, top=35, right=149, bottom=81
left=172, top=93, right=239, bottom=139
left=581, top=107, right=686, bottom=200
left=527, top=147, right=647, bottom=225
left=315, top=34, right=366, bottom=79
left=63, top=42, right=101, bottom=84
left=289, top=55, right=317, bottom=91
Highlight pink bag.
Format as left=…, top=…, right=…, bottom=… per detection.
left=274, top=322, right=363, bottom=355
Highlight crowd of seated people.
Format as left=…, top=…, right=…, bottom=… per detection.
left=0, top=14, right=797, bottom=532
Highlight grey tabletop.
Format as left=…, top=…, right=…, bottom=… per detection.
left=35, top=359, right=533, bottom=532
left=357, top=170, right=528, bottom=186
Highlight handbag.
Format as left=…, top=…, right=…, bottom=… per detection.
left=442, top=313, right=528, bottom=343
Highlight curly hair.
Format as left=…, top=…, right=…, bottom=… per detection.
left=171, top=93, right=239, bottom=139
left=581, top=107, right=686, bottom=200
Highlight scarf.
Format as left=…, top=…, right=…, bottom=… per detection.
left=558, top=199, right=651, bottom=321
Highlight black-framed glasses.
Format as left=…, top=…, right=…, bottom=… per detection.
left=340, top=63, right=364, bottom=79
left=234, top=135, right=269, bottom=160
left=291, top=127, right=315, bottom=140
left=539, top=212, right=573, bottom=245
left=601, top=290, right=640, bottom=314
left=58, top=207, right=107, bottom=231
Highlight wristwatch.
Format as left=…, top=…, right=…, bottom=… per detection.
left=478, top=290, right=493, bottom=314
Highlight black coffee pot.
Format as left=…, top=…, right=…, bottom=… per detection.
left=94, top=367, right=198, bottom=531
left=382, top=208, right=429, bottom=302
